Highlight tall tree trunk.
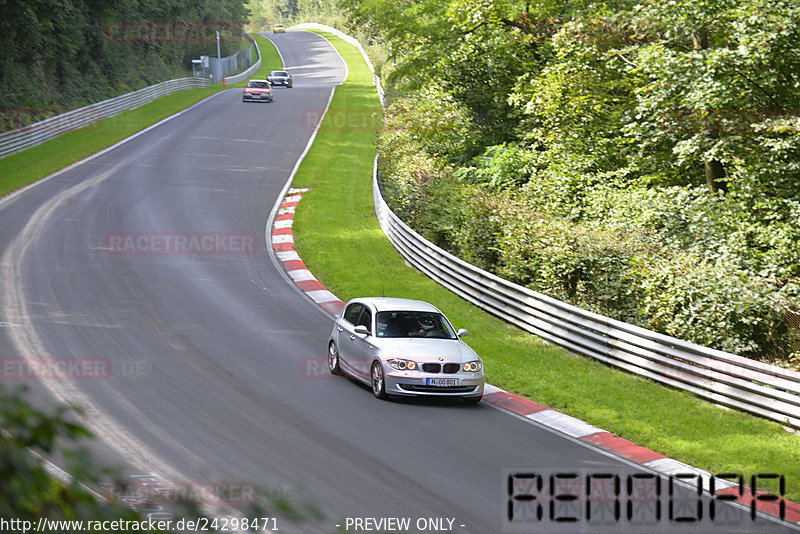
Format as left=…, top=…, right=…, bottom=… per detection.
left=693, top=28, right=728, bottom=193
left=705, top=159, right=727, bottom=192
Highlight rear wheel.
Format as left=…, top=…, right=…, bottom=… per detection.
left=371, top=361, right=388, bottom=400
left=328, top=342, right=341, bottom=375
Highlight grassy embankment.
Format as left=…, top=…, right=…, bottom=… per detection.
left=290, top=30, right=800, bottom=501
left=0, top=34, right=281, bottom=198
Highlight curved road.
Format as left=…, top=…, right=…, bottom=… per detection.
left=0, top=31, right=793, bottom=533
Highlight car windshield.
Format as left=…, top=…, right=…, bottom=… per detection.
left=271, top=71, right=288, bottom=77
left=248, top=81, right=269, bottom=88
left=376, top=311, right=457, bottom=339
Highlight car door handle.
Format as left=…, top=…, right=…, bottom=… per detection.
left=349, top=335, right=356, bottom=341
left=337, top=327, right=343, bottom=332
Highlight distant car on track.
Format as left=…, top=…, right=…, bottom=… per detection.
left=267, top=70, right=293, bottom=88
left=328, top=297, right=485, bottom=403
left=242, top=80, right=273, bottom=103
left=273, top=24, right=286, bottom=33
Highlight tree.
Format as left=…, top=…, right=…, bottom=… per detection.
left=0, top=385, right=142, bottom=522
left=626, top=0, right=800, bottom=194
left=369, top=0, right=800, bottom=359
left=1, top=0, right=249, bottom=129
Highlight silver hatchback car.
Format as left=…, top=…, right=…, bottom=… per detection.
left=328, top=297, right=485, bottom=403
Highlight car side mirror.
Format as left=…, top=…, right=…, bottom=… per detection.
left=457, top=328, right=469, bottom=338
left=354, top=325, right=370, bottom=335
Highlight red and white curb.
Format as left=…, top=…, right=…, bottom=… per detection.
left=271, top=188, right=346, bottom=316
left=271, top=189, right=800, bottom=527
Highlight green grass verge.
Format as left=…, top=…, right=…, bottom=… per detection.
left=0, top=34, right=282, bottom=198
left=291, top=30, right=800, bottom=501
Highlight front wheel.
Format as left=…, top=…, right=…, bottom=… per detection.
left=328, top=342, right=341, bottom=375
left=371, top=361, right=388, bottom=400
left=462, top=395, right=482, bottom=405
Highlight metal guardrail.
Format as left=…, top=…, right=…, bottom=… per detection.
left=373, top=157, right=800, bottom=429
left=0, top=77, right=209, bottom=159
left=0, top=31, right=264, bottom=159
left=223, top=33, right=262, bottom=86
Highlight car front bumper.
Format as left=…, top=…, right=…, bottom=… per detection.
left=384, top=370, right=485, bottom=397
left=243, top=93, right=272, bottom=101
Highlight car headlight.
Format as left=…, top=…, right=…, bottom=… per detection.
left=387, top=359, right=418, bottom=371
left=463, top=360, right=482, bottom=372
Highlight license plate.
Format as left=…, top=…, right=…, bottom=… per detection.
left=426, top=378, right=458, bottom=387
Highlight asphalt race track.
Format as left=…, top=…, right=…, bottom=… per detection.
left=0, top=31, right=795, bottom=533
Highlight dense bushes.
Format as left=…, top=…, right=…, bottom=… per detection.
left=363, top=0, right=800, bottom=364
left=379, top=94, right=800, bottom=362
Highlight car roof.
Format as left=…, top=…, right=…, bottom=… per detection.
left=350, top=297, right=442, bottom=314
left=248, top=79, right=269, bottom=83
